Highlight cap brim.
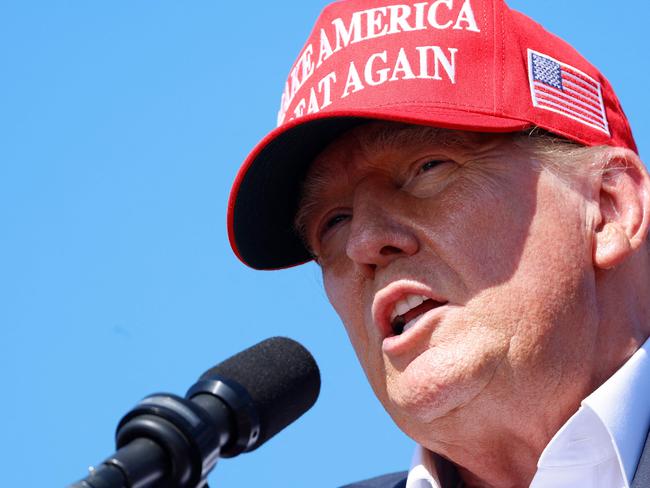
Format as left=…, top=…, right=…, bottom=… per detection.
left=228, top=108, right=531, bottom=270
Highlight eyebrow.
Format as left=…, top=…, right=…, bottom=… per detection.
left=360, top=124, right=442, bottom=153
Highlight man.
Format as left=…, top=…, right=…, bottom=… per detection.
left=227, top=0, right=650, bottom=486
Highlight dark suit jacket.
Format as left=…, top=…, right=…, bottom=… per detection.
left=633, top=430, right=650, bottom=488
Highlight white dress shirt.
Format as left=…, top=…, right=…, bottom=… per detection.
left=406, top=338, right=650, bottom=488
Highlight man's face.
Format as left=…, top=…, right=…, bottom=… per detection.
left=298, top=122, right=599, bottom=442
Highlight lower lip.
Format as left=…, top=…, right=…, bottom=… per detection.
left=381, top=305, right=448, bottom=355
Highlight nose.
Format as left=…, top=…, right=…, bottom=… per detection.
left=345, top=179, right=419, bottom=278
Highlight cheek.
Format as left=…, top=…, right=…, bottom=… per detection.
left=323, top=269, right=389, bottom=397
left=410, top=168, right=540, bottom=289
left=323, top=270, right=369, bottom=353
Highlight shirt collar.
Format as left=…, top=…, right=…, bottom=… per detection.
left=406, top=446, right=461, bottom=488
left=582, top=336, right=650, bottom=482
left=406, top=445, right=440, bottom=488
left=532, top=336, right=650, bottom=485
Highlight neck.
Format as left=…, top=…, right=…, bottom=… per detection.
left=420, top=393, right=580, bottom=487
left=590, top=256, right=650, bottom=388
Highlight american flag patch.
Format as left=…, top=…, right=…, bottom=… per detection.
left=527, top=50, right=609, bottom=135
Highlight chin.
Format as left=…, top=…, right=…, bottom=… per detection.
left=390, top=388, right=453, bottom=428
left=382, top=344, right=502, bottom=429
left=384, top=366, right=469, bottom=427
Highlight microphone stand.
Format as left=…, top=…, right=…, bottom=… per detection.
left=71, top=438, right=167, bottom=488
left=69, top=378, right=259, bottom=488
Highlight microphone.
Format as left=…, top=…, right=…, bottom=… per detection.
left=70, top=337, right=320, bottom=488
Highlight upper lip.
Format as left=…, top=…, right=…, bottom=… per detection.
left=371, top=280, right=448, bottom=338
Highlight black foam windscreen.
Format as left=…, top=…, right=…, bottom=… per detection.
left=200, top=337, right=320, bottom=450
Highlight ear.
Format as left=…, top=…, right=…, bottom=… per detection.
left=593, top=148, right=650, bottom=269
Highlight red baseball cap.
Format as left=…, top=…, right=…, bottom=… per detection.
left=228, top=0, right=637, bottom=270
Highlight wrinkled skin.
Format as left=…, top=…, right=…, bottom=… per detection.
left=297, top=122, right=650, bottom=487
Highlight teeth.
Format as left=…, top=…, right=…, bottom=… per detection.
left=389, top=294, right=428, bottom=321
left=402, top=317, right=419, bottom=334
left=407, top=295, right=425, bottom=309
left=395, top=300, right=410, bottom=317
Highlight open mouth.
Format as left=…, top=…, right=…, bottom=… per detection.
left=390, top=295, right=448, bottom=336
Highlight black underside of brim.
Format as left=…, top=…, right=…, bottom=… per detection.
left=233, top=117, right=367, bottom=270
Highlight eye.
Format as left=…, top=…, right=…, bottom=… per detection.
left=323, top=213, right=349, bottom=232
left=417, top=159, right=447, bottom=174
left=314, top=211, right=350, bottom=245
left=402, top=157, right=457, bottom=194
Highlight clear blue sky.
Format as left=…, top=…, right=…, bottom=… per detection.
left=1, top=1, right=648, bottom=487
